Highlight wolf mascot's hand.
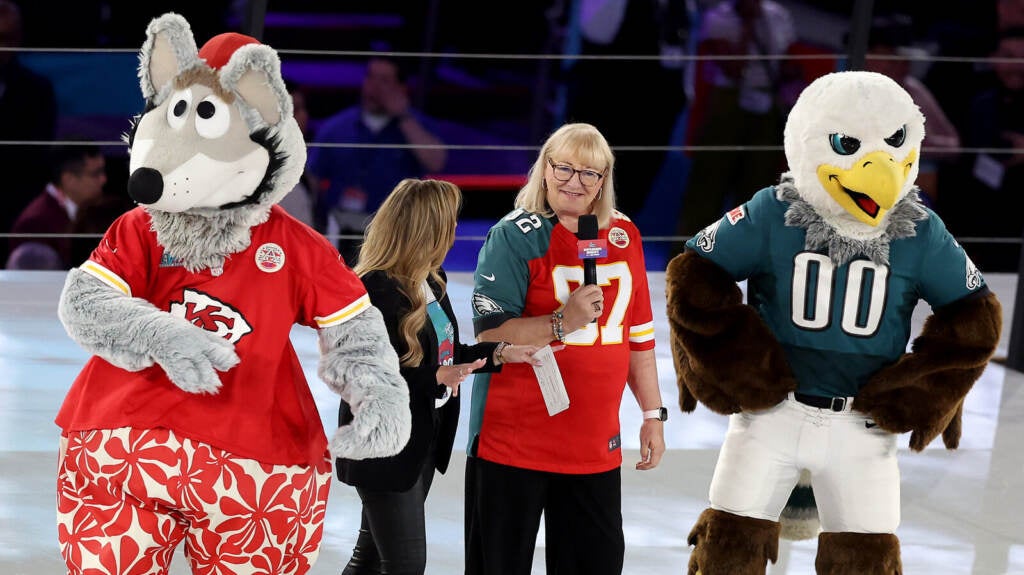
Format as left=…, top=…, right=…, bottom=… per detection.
left=59, top=269, right=239, bottom=393
left=317, top=307, right=411, bottom=459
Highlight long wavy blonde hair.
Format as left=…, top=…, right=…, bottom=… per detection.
left=354, top=178, right=462, bottom=367
left=515, top=122, right=617, bottom=229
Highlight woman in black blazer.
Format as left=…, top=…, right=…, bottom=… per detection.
left=337, top=178, right=540, bottom=575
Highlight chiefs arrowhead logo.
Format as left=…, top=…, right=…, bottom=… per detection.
left=169, top=289, right=252, bottom=343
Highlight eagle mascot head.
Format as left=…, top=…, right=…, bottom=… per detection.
left=780, top=70, right=928, bottom=265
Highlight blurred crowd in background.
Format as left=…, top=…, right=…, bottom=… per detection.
left=2, top=0, right=1022, bottom=272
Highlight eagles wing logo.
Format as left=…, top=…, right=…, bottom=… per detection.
left=473, top=293, right=504, bottom=316
left=965, top=255, right=982, bottom=290
left=695, top=220, right=722, bottom=253
left=169, top=289, right=252, bottom=344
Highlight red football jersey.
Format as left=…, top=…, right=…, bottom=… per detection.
left=470, top=211, right=655, bottom=474
left=55, top=206, right=370, bottom=466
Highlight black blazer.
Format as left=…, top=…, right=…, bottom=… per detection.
left=336, top=268, right=499, bottom=492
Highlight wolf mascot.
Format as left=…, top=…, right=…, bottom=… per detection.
left=54, top=13, right=411, bottom=574
left=666, top=71, right=1002, bottom=574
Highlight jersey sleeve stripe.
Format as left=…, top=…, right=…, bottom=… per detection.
left=315, top=294, right=371, bottom=327
left=80, top=261, right=131, bottom=296
left=628, top=322, right=655, bottom=342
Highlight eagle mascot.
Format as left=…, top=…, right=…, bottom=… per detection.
left=53, top=13, right=411, bottom=574
left=666, top=70, right=1002, bottom=574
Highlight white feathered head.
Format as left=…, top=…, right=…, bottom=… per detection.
left=783, top=71, right=925, bottom=239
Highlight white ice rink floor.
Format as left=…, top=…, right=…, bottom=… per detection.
left=2, top=270, right=1022, bottom=574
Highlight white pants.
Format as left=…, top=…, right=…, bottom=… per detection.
left=709, top=393, right=900, bottom=533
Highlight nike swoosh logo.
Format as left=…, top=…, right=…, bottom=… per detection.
left=481, top=273, right=495, bottom=281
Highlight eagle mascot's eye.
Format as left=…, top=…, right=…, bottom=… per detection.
left=884, top=125, right=907, bottom=147
left=829, top=133, right=861, bottom=155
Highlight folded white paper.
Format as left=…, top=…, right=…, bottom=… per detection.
left=532, top=345, right=569, bottom=416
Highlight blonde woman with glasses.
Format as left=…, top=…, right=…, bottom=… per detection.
left=464, top=123, right=666, bottom=575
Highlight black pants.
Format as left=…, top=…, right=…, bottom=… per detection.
left=342, top=448, right=437, bottom=575
left=464, top=456, right=624, bottom=575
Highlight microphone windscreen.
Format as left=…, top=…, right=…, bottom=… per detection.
left=577, top=214, right=599, bottom=240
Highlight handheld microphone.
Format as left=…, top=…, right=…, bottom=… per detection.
left=577, top=215, right=600, bottom=286
left=576, top=215, right=606, bottom=323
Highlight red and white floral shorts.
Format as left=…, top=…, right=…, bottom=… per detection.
left=57, top=427, right=332, bottom=575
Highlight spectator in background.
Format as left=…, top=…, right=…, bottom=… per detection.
left=278, top=80, right=317, bottom=229
left=563, top=0, right=690, bottom=219
left=945, top=27, right=1024, bottom=272
left=674, top=0, right=797, bottom=243
left=308, top=54, right=447, bottom=265
left=6, top=144, right=106, bottom=269
left=920, top=0, right=1006, bottom=138
left=864, top=13, right=961, bottom=207
left=0, top=0, right=57, bottom=265
left=66, top=193, right=134, bottom=268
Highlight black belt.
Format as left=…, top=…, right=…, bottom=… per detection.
left=794, top=393, right=851, bottom=412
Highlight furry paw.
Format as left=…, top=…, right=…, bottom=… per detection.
left=329, top=385, right=411, bottom=460
left=111, top=352, right=157, bottom=372
left=152, top=324, right=239, bottom=394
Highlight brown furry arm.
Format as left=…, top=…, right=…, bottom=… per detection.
left=665, top=251, right=797, bottom=415
left=855, top=289, right=1001, bottom=451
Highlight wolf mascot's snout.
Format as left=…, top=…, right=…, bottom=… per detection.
left=53, top=13, right=411, bottom=574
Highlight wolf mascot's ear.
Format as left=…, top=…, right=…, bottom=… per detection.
left=138, top=13, right=200, bottom=103
left=140, top=14, right=291, bottom=130
left=212, top=37, right=291, bottom=129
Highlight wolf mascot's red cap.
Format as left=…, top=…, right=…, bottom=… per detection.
left=198, top=32, right=260, bottom=70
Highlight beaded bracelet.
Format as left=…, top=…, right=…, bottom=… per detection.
left=494, top=341, right=511, bottom=364
left=551, top=311, right=565, bottom=343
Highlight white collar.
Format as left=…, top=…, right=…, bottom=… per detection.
left=45, top=182, right=77, bottom=221
left=362, top=111, right=390, bottom=134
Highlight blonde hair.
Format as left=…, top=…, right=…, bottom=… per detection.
left=355, top=178, right=462, bottom=366
left=515, top=122, right=616, bottom=229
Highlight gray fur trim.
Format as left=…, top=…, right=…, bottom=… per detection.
left=318, top=307, right=412, bottom=460
left=139, top=13, right=199, bottom=102
left=255, top=117, right=306, bottom=209
left=147, top=208, right=266, bottom=272
left=778, top=175, right=928, bottom=266
left=143, top=115, right=305, bottom=272
left=58, top=269, right=238, bottom=393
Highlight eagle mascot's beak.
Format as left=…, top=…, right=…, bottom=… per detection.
left=816, top=148, right=918, bottom=226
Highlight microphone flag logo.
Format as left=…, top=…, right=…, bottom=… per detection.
left=577, top=239, right=608, bottom=259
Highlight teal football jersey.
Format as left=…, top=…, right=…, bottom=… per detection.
left=685, top=187, right=987, bottom=397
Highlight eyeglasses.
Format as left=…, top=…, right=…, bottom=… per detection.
left=547, top=158, right=604, bottom=188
